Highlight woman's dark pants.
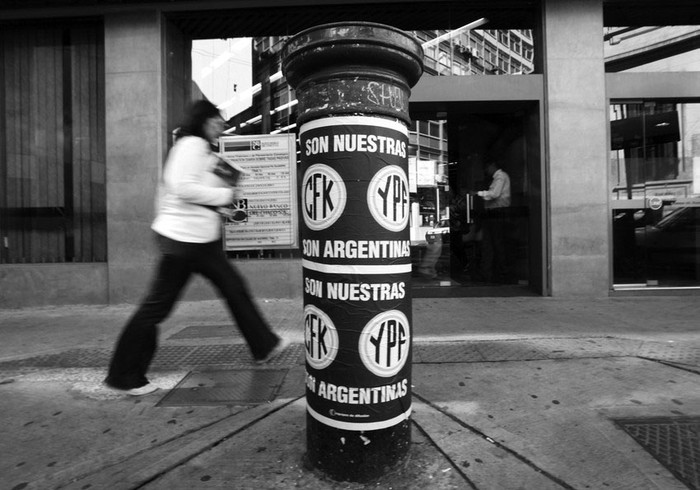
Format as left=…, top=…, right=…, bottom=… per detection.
left=105, top=234, right=279, bottom=390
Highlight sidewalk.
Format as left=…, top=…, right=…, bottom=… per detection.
left=1, top=296, right=700, bottom=489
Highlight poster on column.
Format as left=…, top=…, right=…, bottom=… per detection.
left=218, top=134, right=298, bottom=251
left=300, top=116, right=413, bottom=431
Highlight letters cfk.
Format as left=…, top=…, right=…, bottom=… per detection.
left=304, top=172, right=335, bottom=221
left=305, top=311, right=329, bottom=361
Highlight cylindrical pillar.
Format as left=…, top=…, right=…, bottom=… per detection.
left=282, top=22, right=423, bottom=482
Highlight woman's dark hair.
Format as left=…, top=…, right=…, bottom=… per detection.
left=178, top=99, right=221, bottom=139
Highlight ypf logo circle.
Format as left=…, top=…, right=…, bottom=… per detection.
left=302, top=164, right=347, bottom=231
left=304, top=305, right=339, bottom=370
left=367, top=165, right=409, bottom=232
left=359, top=310, right=410, bottom=377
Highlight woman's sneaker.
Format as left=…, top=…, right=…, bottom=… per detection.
left=105, top=382, right=159, bottom=397
left=256, top=337, right=290, bottom=364
left=125, top=384, right=159, bottom=396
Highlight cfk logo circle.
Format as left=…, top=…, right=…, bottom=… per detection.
left=359, top=310, right=410, bottom=377
left=367, top=165, right=409, bottom=232
left=302, top=164, right=346, bottom=231
left=304, top=304, right=339, bottom=370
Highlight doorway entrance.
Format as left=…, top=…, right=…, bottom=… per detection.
left=409, top=107, right=543, bottom=296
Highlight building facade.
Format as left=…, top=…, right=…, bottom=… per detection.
left=1, top=0, right=699, bottom=307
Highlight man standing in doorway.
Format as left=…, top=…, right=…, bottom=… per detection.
left=477, top=161, right=511, bottom=282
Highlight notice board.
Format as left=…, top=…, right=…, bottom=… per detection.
left=218, top=134, right=298, bottom=251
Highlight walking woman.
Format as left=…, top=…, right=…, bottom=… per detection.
left=105, top=100, right=288, bottom=396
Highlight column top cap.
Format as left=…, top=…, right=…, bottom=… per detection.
left=282, top=21, right=424, bottom=88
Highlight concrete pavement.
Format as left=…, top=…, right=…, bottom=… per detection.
left=1, top=295, right=700, bottom=489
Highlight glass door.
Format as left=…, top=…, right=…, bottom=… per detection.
left=611, top=101, right=700, bottom=288
left=409, top=107, right=542, bottom=296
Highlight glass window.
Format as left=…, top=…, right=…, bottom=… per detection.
left=605, top=21, right=700, bottom=288
left=604, top=26, right=700, bottom=72
left=511, top=36, right=522, bottom=55
left=610, top=101, right=700, bottom=287
left=413, top=23, right=535, bottom=77
left=189, top=11, right=539, bottom=256
left=0, top=21, right=106, bottom=264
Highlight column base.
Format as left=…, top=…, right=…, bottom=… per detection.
left=305, top=413, right=411, bottom=482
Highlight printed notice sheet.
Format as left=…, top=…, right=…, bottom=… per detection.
left=218, top=134, right=298, bottom=251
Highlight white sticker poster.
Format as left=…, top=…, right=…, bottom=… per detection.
left=299, top=116, right=413, bottom=431
left=219, top=134, right=298, bottom=250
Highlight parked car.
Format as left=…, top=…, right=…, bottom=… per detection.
left=425, top=219, right=450, bottom=244
left=635, top=205, right=700, bottom=278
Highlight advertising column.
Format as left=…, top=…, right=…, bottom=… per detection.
left=282, top=23, right=423, bottom=481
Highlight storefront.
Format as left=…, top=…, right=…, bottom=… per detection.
left=1, top=0, right=699, bottom=307
left=609, top=90, right=700, bottom=290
